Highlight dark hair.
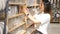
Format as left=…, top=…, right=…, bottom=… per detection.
left=42, top=0, right=51, bottom=14
left=42, top=0, right=49, bottom=3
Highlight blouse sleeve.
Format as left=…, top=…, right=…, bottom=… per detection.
left=33, top=14, right=50, bottom=25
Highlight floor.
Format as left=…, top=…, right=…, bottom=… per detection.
left=48, top=23, right=60, bottom=34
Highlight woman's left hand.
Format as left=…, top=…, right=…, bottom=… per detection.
left=23, top=7, right=30, bottom=15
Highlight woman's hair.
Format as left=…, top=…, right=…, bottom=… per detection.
left=42, top=0, right=51, bottom=14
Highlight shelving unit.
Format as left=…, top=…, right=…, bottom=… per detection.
left=50, top=0, right=60, bottom=23
left=7, top=0, right=40, bottom=34
left=8, top=0, right=26, bottom=34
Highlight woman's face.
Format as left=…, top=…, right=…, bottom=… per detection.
left=40, top=2, right=44, bottom=13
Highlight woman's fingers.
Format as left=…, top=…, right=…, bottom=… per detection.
left=23, top=8, right=30, bottom=15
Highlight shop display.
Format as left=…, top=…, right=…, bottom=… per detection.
left=7, top=6, right=18, bottom=17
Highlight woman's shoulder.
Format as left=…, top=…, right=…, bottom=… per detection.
left=45, top=13, right=50, bottom=17
left=33, top=13, right=50, bottom=18
left=42, top=13, right=50, bottom=18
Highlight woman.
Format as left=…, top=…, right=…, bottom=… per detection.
left=23, top=0, right=51, bottom=34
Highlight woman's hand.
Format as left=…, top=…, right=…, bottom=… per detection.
left=23, top=7, right=30, bottom=15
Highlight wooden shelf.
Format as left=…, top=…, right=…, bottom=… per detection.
left=15, top=30, right=26, bottom=34
left=27, top=28, right=36, bottom=34
left=20, top=30, right=26, bottom=34
left=26, top=26, right=35, bottom=34
left=8, top=13, right=25, bottom=19
left=31, top=28, right=36, bottom=34
left=9, top=22, right=25, bottom=32
left=9, top=2, right=26, bottom=5
left=27, top=4, right=39, bottom=7
left=26, top=23, right=34, bottom=29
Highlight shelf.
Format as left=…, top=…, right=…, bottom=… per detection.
left=9, top=30, right=26, bottom=34
left=8, top=13, right=25, bottom=19
left=26, top=26, right=36, bottom=34
left=31, top=28, right=36, bottom=34
left=9, top=22, right=25, bottom=32
left=27, top=4, right=39, bottom=7
left=26, top=23, right=34, bottom=29
left=9, top=2, right=26, bottom=5
left=15, top=30, right=26, bottom=34
left=27, top=28, right=36, bottom=34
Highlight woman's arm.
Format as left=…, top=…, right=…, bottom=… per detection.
left=27, top=14, right=40, bottom=23
left=23, top=7, right=40, bottom=24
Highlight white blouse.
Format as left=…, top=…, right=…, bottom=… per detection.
left=33, top=13, right=50, bottom=34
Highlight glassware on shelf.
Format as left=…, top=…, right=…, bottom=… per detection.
left=8, top=6, right=18, bottom=17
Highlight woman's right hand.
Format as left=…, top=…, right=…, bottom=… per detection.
left=23, top=6, right=29, bottom=15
